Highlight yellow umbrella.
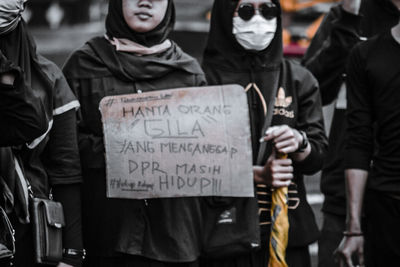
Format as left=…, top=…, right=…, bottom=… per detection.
left=245, top=82, right=290, bottom=266
left=268, top=152, right=289, bottom=267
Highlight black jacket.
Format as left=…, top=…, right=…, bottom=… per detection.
left=203, top=0, right=327, bottom=247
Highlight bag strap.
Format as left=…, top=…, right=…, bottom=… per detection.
left=13, top=155, right=32, bottom=201
left=256, top=61, right=287, bottom=165
left=13, top=154, right=54, bottom=201
left=0, top=205, right=15, bottom=257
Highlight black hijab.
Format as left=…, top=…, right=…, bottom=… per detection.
left=106, top=0, right=175, bottom=47
left=0, top=20, right=53, bottom=123
left=65, top=0, right=203, bottom=83
left=203, top=0, right=283, bottom=72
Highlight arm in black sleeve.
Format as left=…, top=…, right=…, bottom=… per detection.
left=0, top=52, right=48, bottom=146
left=53, top=184, right=83, bottom=267
left=44, top=109, right=83, bottom=266
left=293, top=65, right=328, bottom=175
left=344, top=46, right=373, bottom=171
left=45, top=109, right=82, bottom=185
left=302, top=5, right=362, bottom=105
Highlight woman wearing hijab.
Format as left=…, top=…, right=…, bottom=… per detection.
left=63, top=0, right=206, bottom=266
left=0, top=1, right=84, bottom=267
left=0, top=0, right=48, bottom=146
left=201, top=0, right=327, bottom=266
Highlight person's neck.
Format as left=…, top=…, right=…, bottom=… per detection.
left=391, top=20, right=400, bottom=44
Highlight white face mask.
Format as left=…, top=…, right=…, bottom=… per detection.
left=232, top=14, right=277, bottom=51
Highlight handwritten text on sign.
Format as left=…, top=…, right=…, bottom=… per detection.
left=99, top=85, right=253, bottom=199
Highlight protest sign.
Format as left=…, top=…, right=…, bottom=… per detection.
left=99, top=85, right=253, bottom=199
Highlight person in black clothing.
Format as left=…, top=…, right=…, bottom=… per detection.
left=0, top=53, right=48, bottom=146
left=0, top=1, right=84, bottom=266
left=0, top=0, right=48, bottom=145
left=302, top=0, right=399, bottom=266
left=63, top=0, right=206, bottom=266
left=336, top=1, right=400, bottom=265
left=1, top=46, right=49, bottom=267
left=201, top=0, right=327, bottom=266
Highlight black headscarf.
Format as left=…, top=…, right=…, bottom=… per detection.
left=203, top=0, right=283, bottom=72
left=106, top=0, right=175, bottom=47
left=0, top=19, right=78, bottom=124
left=0, top=20, right=54, bottom=123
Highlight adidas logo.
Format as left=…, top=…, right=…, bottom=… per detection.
left=275, top=87, right=292, bottom=108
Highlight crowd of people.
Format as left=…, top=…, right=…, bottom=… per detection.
left=0, top=0, right=399, bottom=267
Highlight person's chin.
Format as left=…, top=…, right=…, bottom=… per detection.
left=129, top=21, right=156, bottom=33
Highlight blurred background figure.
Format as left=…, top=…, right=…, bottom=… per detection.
left=27, top=0, right=93, bottom=27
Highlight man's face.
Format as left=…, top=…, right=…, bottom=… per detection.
left=122, top=0, right=168, bottom=33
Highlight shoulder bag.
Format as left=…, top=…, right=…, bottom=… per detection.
left=14, top=157, right=65, bottom=265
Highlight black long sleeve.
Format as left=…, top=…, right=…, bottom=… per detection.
left=344, top=44, right=373, bottom=171
left=345, top=32, right=400, bottom=195
left=292, top=64, right=328, bottom=175
left=44, top=110, right=82, bottom=186
left=53, top=184, right=83, bottom=267
left=44, top=109, right=83, bottom=266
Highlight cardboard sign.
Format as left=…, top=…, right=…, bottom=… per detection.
left=99, top=85, right=253, bottom=199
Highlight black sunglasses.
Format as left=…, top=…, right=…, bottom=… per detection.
left=237, top=2, right=278, bottom=21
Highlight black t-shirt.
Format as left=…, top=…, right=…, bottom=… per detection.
left=302, top=0, right=399, bottom=215
left=345, top=31, right=400, bottom=194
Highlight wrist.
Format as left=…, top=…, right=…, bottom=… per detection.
left=295, top=130, right=308, bottom=153
left=343, top=230, right=363, bottom=237
left=63, top=248, right=86, bottom=260
left=346, top=219, right=362, bottom=232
